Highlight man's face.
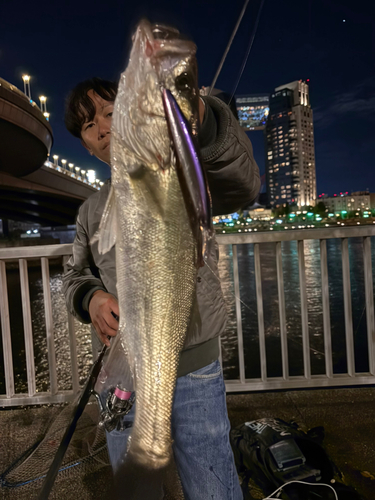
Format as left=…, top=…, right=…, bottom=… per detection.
left=80, top=89, right=114, bottom=165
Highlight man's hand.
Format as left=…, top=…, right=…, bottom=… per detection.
left=89, top=290, right=119, bottom=346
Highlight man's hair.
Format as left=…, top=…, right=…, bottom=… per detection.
left=64, top=77, right=118, bottom=139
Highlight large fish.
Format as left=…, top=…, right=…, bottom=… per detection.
left=96, top=19, right=212, bottom=491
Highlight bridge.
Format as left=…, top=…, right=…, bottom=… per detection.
left=0, top=77, right=100, bottom=226
left=0, top=162, right=99, bottom=226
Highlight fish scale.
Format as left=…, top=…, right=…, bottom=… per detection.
left=113, top=161, right=197, bottom=467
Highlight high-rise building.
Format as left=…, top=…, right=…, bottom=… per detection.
left=265, top=80, right=316, bottom=207
left=236, top=94, right=270, bottom=131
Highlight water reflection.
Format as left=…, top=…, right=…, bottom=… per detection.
left=218, top=237, right=372, bottom=380
left=0, top=265, right=92, bottom=394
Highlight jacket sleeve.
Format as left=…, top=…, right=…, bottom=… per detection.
left=200, top=96, right=261, bottom=216
left=62, top=210, right=106, bottom=324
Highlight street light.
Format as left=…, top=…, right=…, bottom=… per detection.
left=75, top=166, right=80, bottom=178
left=53, top=155, right=59, bottom=166
left=87, top=169, right=96, bottom=183
left=39, top=95, right=47, bottom=113
left=22, top=75, right=31, bottom=98
left=43, top=112, right=50, bottom=121
left=61, top=159, right=67, bottom=171
left=81, top=169, right=86, bottom=182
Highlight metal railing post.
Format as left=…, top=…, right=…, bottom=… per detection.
left=276, top=241, right=289, bottom=379
left=363, top=236, right=375, bottom=375
left=19, top=259, right=36, bottom=396
left=41, top=257, right=58, bottom=395
left=298, top=240, right=311, bottom=379
left=341, top=238, right=355, bottom=376
left=320, top=240, right=333, bottom=378
left=254, top=243, right=267, bottom=381
left=0, top=261, right=15, bottom=398
left=63, top=256, right=79, bottom=393
left=232, top=244, right=246, bottom=384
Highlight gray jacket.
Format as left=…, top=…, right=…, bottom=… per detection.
left=62, top=96, right=260, bottom=377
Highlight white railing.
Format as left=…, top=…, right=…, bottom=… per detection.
left=217, top=226, right=375, bottom=391
left=0, top=244, right=78, bottom=407
left=1, top=226, right=375, bottom=407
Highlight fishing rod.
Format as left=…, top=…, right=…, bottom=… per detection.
left=228, top=0, right=266, bottom=106
left=209, top=0, right=250, bottom=94
left=209, top=0, right=266, bottom=101
left=38, top=342, right=109, bottom=500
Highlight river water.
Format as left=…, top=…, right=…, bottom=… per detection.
left=0, top=236, right=374, bottom=395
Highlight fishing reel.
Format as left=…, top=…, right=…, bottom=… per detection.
left=94, top=385, right=135, bottom=433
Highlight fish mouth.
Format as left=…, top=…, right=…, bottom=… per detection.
left=135, top=19, right=196, bottom=60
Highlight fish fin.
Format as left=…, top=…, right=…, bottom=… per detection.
left=91, top=186, right=117, bottom=254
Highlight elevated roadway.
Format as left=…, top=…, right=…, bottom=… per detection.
left=0, top=77, right=98, bottom=225
left=0, top=164, right=98, bottom=225
left=0, top=77, right=53, bottom=177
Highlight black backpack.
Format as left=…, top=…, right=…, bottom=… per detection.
left=230, top=418, right=364, bottom=500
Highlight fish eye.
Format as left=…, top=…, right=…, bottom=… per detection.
left=175, top=72, right=192, bottom=92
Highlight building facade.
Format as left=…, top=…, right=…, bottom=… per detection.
left=265, top=81, right=316, bottom=208
left=236, top=94, right=270, bottom=131
left=322, top=192, right=375, bottom=212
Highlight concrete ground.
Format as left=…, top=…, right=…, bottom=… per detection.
left=1, top=387, right=374, bottom=500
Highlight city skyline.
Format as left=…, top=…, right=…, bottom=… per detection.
left=1, top=0, right=373, bottom=197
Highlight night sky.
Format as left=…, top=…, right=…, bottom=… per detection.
left=1, top=0, right=374, bottom=196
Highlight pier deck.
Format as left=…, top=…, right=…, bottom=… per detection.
left=1, top=386, right=374, bottom=499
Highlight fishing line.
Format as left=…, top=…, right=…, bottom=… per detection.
left=209, top=0, right=250, bottom=94
left=228, top=0, right=266, bottom=106
left=354, top=304, right=366, bottom=337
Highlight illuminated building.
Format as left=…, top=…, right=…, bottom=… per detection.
left=322, top=192, right=375, bottom=212
left=265, top=81, right=316, bottom=207
left=236, top=94, right=269, bottom=131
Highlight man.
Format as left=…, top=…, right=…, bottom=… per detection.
left=63, top=76, right=260, bottom=499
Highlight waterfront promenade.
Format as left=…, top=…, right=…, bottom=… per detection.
left=1, top=386, right=375, bottom=499
left=1, top=228, right=375, bottom=499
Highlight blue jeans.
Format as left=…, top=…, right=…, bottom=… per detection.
left=104, top=359, right=242, bottom=500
